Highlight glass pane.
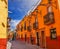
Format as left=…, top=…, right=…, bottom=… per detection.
left=48, top=6, right=53, bottom=13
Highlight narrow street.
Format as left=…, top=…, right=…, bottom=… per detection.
left=11, top=40, right=43, bottom=49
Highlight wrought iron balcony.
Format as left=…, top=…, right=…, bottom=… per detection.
left=24, top=22, right=26, bottom=30
left=27, top=26, right=31, bottom=31
left=24, top=24, right=26, bottom=30
left=24, top=26, right=26, bottom=30
left=33, top=22, right=38, bottom=30
left=21, top=27, right=23, bottom=32
left=7, top=24, right=10, bottom=27
left=44, top=12, right=55, bottom=25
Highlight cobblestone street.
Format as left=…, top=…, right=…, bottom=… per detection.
left=11, top=40, right=43, bottom=49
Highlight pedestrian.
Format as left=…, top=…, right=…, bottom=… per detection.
left=6, top=41, right=12, bottom=49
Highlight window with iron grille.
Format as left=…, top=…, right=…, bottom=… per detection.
left=24, top=22, right=26, bottom=30
left=21, top=26, right=23, bottom=32
left=27, top=20, right=32, bottom=31
left=50, top=28, right=57, bottom=40
left=44, top=12, right=55, bottom=25
left=19, top=26, right=21, bottom=31
left=44, top=5, right=55, bottom=25
left=48, top=0, right=52, bottom=4
left=20, top=28, right=21, bottom=32
left=21, top=27, right=22, bottom=32
left=27, top=26, right=31, bottom=31
left=33, top=15, right=38, bottom=29
left=33, top=22, right=38, bottom=29
left=17, top=25, right=19, bottom=31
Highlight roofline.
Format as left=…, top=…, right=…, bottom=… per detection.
left=17, top=0, right=41, bottom=26
left=26, top=0, right=41, bottom=16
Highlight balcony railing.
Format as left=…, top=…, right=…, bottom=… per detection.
left=21, top=27, right=23, bottom=32
left=24, top=26, right=26, bottom=30
left=27, top=26, right=31, bottom=31
left=33, top=22, right=38, bottom=30
left=7, top=24, right=10, bottom=27
left=44, top=12, right=55, bottom=25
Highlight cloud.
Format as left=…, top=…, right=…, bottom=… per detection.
left=10, top=19, right=21, bottom=30
left=8, top=11, right=13, bottom=13
left=8, top=0, right=41, bottom=31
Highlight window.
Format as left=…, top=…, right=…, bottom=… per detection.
left=47, top=5, right=53, bottom=13
left=48, top=0, right=52, bottom=4
left=21, top=27, right=22, bottom=32
left=33, top=22, right=38, bottom=29
left=27, top=26, right=31, bottom=31
left=19, top=26, right=21, bottom=31
left=21, top=26, right=23, bottom=32
left=24, top=22, right=26, bottom=30
left=17, top=25, right=19, bottom=31
left=50, top=28, right=57, bottom=40
left=27, top=20, right=32, bottom=31
left=44, top=12, right=55, bottom=25
left=33, top=16, right=38, bottom=29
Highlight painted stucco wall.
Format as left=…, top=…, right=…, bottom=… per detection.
left=0, top=0, right=8, bottom=49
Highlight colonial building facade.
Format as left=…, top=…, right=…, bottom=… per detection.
left=16, top=0, right=60, bottom=49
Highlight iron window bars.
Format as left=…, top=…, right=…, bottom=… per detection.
left=44, top=12, right=55, bottom=25
left=50, top=28, right=57, bottom=40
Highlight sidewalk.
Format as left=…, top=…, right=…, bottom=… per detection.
left=11, top=40, right=43, bottom=49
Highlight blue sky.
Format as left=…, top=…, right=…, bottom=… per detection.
left=8, top=0, right=40, bottom=30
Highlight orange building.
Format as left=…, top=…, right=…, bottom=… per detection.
left=16, top=0, right=60, bottom=49
left=8, top=31, right=14, bottom=40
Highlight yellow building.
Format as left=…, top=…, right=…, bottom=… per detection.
left=0, top=0, right=8, bottom=49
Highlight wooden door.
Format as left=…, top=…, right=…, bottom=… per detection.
left=36, top=32, right=40, bottom=46
left=41, top=31, right=46, bottom=48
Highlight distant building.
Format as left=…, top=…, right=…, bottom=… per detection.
left=0, top=0, right=8, bottom=49
left=16, top=0, right=60, bottom=49
left=7, top=17, right=11, bottom=33
left=8, top=31, right=14, bottom=41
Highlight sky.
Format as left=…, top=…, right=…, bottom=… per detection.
left=8, top=0, right=40, bottom=30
